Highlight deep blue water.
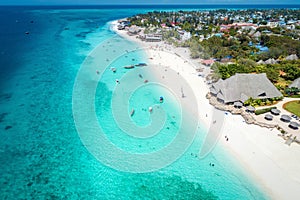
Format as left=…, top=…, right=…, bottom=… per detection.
left=0, top=5, right=289, bottom=199
left=2, top=4, right=300, bottom=9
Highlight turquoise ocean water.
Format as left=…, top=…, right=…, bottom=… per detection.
left=2, top=5, right=298, bottom=199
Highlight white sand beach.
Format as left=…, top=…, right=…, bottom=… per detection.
left=111, top=20, right=300, bottom=199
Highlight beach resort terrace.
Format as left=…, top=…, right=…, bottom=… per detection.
left=208, top=93, right=300, bottom=144
left=208, top=73, right=300, bottom=144
left=248, top=98, right=300, bottom=144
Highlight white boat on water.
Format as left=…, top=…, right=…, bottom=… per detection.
left=124, top=65, right=134, bottom=69
left=135, top=63, right=147, bottom=67
left=130, top=109, right=135, bottom=116
left=111, top=67, right=116, bottom=72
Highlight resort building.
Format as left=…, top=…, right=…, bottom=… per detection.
left=264, top=58, right=277, bottom=64
left=267, top=21, right=279, bottom=28
left=141, top=34, right=162, bottom=42
left=181, top=31, right=192, bottom=41
left=251, top=31, right=261, bottom=40
left=210, top=73, right=283, bottom=104
left=289, top=77, right=300, bottom=89
left=127, top=25, right=140, bottom=35
left=117, top=19, right=130, bottom=30
left=285, top=54, right=298, bottom=61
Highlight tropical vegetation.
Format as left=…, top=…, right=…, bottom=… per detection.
left=254, top=106, right=277, bottom=115
left=128, top=9, right=300, bottom=97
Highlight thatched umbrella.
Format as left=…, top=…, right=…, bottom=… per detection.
left=246, top=106, right=255, bottom=113
left=265, top=114, right=273, bottom=121
left=280, top=114, right=292, bottom=122
left=271, top=108, right=281, bottom=115
left=234, top=101, right=243, bottom=108
left=289, top=122, right=299, bottom=129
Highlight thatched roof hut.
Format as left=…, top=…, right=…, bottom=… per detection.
left=289, top=77, right=300, bottom=89
left=210, top=73, right=282, bottom=104
left=280, top=114, right=292, bottom=122
left=285, top=54, right=298, bottom=61
left=271, top=108, right=281, bottom=115
left=265, top=58, right=277, bottom=64
left=265, top=114, right=273, bottom=120
left=289, top=122, right=299, bottom=129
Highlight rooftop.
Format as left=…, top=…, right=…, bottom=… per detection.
left=289, top=77, right=300, bottom=89
left=211, top=73, right=283, bottom=104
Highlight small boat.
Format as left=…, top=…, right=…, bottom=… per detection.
left=135, top=63, right=147, bottom=67
left=25, top=31, right=30, bottom=35
left=149, top=107, right=153, bottom=112
left=144, top=79, right=148, bottom=83
left=159, top=96, right=164, bottom=103
left=111, top=67, right=116, bottom=73
left=124, top=65, right=134, bottom=69
left=130, top=109, right=135, bottom=116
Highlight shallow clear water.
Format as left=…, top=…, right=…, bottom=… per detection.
left=0, top=6, right=271, bottom=199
